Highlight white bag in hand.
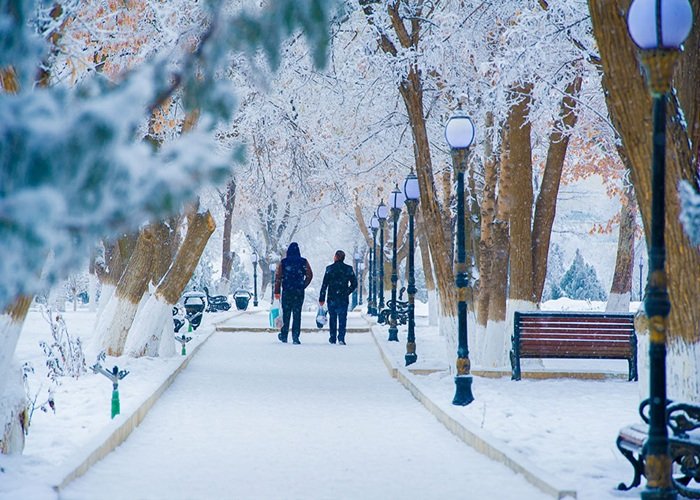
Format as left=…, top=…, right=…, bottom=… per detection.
left=316, top=305, right=327, bottom=328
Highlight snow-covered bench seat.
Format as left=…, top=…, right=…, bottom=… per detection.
left=617, top=399, right=700, bottom=496
left=510, top=311, right=637, bottom=381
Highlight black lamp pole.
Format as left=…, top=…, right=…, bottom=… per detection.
left=358, top=263, right=364, bottom=306
left=445, top=114, right=475, bottom=407
left=404, top=170, right=419, bottom=366
left=252, top=254, right=258, bottom=307
left=627, top=1, right=693, bottom=496
left=370, top=223, right=379, bottom=316
left=639, top=256, right=644, bottom=301
left=377, top=202, right=388, bottom=318
left=388, top=186, right=402, bottom=342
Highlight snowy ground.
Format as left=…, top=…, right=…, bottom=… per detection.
left=0, top=300, right=649, bottom=499
left=0, top=307, right=239, bottom=499
left=378, top=299, right=645, bottom=500
left=61, top=329, right=547, bottom=500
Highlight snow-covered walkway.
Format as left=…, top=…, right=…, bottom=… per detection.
left=62, top=326, right=547, bottom=499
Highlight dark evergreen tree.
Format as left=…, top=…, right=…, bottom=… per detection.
left=559, top=249, right=607, bottom=301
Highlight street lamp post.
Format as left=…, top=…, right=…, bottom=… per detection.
left=358, top=261, right=364, bottom=306
left=269, top=262, right=276, bottom=304
left=369, top=216, right=380, bottom=316
left=445, top=113, right=476, bottom=406
left=376, top=201, right=389, bottom=320
left=353, top=250, right=361, bottom=310
left=403, top=170, right=420, bottom=366
left=627, top=1, right=693, bottom=497
left=388, top=185, right=405, bottom=342
left=251, top=252, right=259, bottom=307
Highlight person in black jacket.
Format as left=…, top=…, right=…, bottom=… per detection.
left=274, top=242, right=313, bottom=344
left=318, top=250, right=357, bottom=345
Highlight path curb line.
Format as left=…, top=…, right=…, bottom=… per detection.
left=369, top=327, right=577, bottom=500
left=52, top=311, right=243, bottom=493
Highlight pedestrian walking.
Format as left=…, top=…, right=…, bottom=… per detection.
left=274, top=242, right=313, bottom=344
left=319, top=250, right=357, bottom=345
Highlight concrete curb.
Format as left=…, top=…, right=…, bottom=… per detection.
left=52, top=311, right=244, bottom=493
left=369, top=327, right=577, bottom=500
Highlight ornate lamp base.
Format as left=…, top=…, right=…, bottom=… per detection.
left=452, top=375, right=475, bottom=406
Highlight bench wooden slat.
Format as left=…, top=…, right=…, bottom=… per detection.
left=520, top=331, right=630, bottom=341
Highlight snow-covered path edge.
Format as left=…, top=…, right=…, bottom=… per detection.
left=369, top=325, right=577, bottom=500
left=51, top=310, right=245, bottom=493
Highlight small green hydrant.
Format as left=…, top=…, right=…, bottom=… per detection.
left=92, top=362, right=130, bottom=419
left=175, top=331, right=193, bottom=356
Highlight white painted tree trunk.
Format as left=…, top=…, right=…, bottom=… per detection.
left=666, top=338, right=700, bottom=401
left=439, top=313, right=458, bottom=375
left=427, top=289, right=439, bottom=327
left=90, top=297, right=140, bottom=358
left=157, top=320, right=177, bottom=357
left=606, top=292, right=631, bottom=313
left=124, top=294, right=172, bottom=357
left=482, top=299, right=538, bottom=369
left=88, top=273, right=98, bottom=312
left=0, top=313, right=27, bottom=454
left=96, top=284, right=116, bottom=325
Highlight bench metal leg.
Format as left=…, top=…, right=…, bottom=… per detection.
left=509, top=349, right=521, bottom=381
left=616, top=437, right=644, bottom=491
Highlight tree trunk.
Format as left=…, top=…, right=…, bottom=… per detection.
left=588, top=0, right=700, bottom=400
left=221, top=178, right=236, bottom=281
left=482, top=122, right=514, bottom=367
left=476, top=112, right=498, bottom=330
left=607, top=187, right=637, bottom=312
left=0, top=296, right=32, bottom=454
left=400, top=71, right=457, bottom=328
left=92, top=225, right=157, bottom=357
left=151, top=216, right=181, bottom=288
left=417, top=215, right=438, bottom=326
left=532, top=75, right=584, bottom=303
left=507, top=84, right=535, bottom=304
left=125, top=210, right=216, bottom=358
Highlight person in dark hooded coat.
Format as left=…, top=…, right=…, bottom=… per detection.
left=274, top=242, right=313, bottom=344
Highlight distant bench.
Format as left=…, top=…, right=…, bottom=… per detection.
left=617, top=399, right=700, bottom=496
left=510, top=311, right=637, bottom=381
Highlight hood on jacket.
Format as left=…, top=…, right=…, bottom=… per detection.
left=286, top=242, right=301, bottom=259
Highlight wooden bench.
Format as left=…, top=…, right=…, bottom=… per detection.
left=510, top=311, right=637, bottom=381
left=617, top=399, right=700, bottom=497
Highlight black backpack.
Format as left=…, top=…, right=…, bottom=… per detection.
left=281, top=256, right=307, bottom=291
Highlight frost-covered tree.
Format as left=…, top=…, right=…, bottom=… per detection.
left=543, top=244, right=566, bottom=302
left=559, top=249, right=606, bottom=301
left=1, top=0, right=340, bottom=454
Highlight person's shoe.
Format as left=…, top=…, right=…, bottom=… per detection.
left=339, top=340, right=346, bottom=345
left=329, top=337, right=336, bottom=344
left=278, top=333, right=287, bottom=343
left=292, top=337, right=301, bottom=345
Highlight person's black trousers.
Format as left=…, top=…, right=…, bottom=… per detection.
left=328, top=300, right=349, bottom=342
left=281, top=289, right=305, bottom=341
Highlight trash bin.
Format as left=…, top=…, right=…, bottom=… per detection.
left=234, top=290, right=252, bottom=310
left=182, top=291, right=206, bottom=330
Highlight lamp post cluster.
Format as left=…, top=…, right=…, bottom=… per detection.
left=364, top=173, right=420, bottom=362
left=627, top=1, right=693, bottom=498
